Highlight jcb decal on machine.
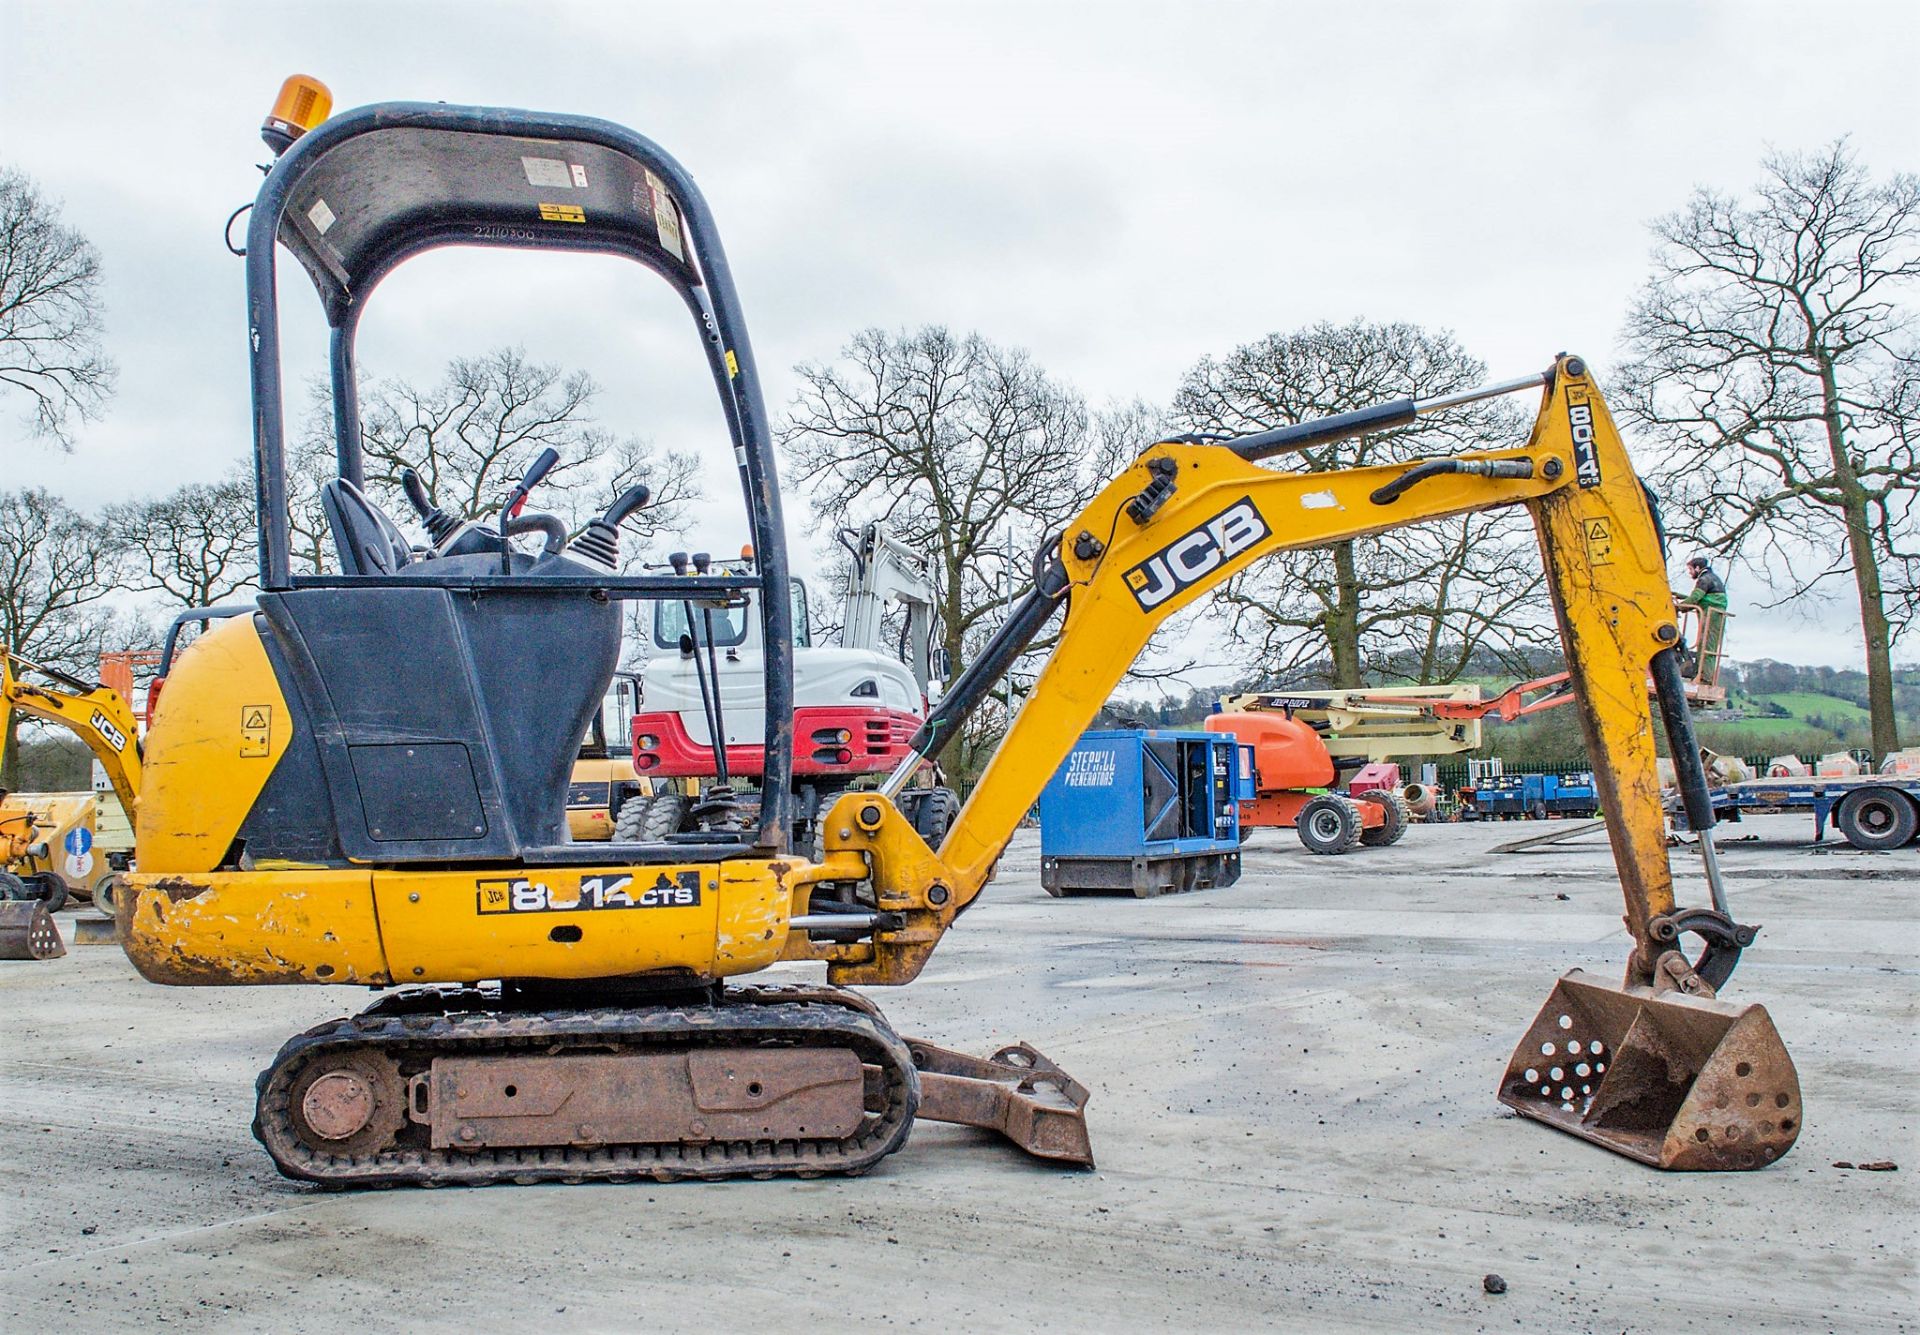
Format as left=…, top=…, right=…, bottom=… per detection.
left=476, top=870, right=703, bottom=915
left=90, top=709, right=127, bottom=753
left=1123, top=497, right=1271, bottom=610
left=1568, top=398, right=1603, bottom=488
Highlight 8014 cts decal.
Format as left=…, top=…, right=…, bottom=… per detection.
left=1568, top=397, right=1603, bottom=488
left=477, top=870, right=702, bottom=914
left=1123, top=496, right=1272, bottom=610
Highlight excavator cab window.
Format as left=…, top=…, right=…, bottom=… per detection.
left=649, top=578, right=809, bottom=650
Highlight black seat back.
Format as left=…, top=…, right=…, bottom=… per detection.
left=321, top=479, right=413, bottom=576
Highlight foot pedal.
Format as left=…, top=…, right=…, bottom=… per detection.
left=904, top=1037, right=1094, bottom=1166
left=1500, top=969, right=1800, bottom=1170
left=0, top=901, right=66, bottom=960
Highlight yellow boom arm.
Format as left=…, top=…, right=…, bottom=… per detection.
left=1, top=649, right=143, bottom=817
left=804, top=356, right=1697, bottom=989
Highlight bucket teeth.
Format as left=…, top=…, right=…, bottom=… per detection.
left=1500, top=969, right=1800, bottom=1170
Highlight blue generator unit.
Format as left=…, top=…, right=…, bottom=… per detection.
left=1038, top=729, right=1253, bottom=897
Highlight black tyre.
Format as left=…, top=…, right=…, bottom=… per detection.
left=1296, top=794, right=1363, bottom=855
left=1527, top=801, right=1549, bottom=821
left=907, top=787, right=960, bottom=847
left=1834, top=788, right=1920, bottom=851
left=0, top=870, right=33, bottom=901
left=641, top=791, right=693, bottom=840
left=91, top=872, right=123, bottom=914
left=28, top=874, right=68, bottom=914
left=1357, top=789, right=1411, bottom=847
left=611, top=792, right=651, bottom=841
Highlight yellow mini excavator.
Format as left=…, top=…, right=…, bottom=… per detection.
left=119, top=80, right=1798, bottom=1186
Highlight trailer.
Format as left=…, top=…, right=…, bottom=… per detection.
left=1672, top=773, right=1920, bottom=851
left=1039, top=729, right=1253, bottom=896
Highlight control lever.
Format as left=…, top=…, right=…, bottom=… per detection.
left=499, top=448, right=562, bottom=573
left=572, top=484, right=652, bottom=569
left=398, top=467, right=461, bottom=546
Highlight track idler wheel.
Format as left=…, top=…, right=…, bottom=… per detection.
left=285, top=1052, right=408, bottom=1158
left=1500, top=969, right=1800, bottom=1170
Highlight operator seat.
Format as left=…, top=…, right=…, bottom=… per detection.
left=321, top=478, right=413, bottom=576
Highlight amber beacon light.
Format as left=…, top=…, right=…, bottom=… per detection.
left=260, top=75, right=333, bottom=155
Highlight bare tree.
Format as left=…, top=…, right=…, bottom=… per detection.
left=103, top=471, right=259, bottom=608
left=0, top=168, right=115, bottom=449
left=0, top=488, right=123, bottom=786
left=779, top=327, right=1132, bottom=779
left=1617, top=142, right=1920, bottom=761
left=295, top=345, right=699, bottom=568
left=1173, top=320, right=1550, bottom=687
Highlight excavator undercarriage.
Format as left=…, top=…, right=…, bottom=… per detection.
left=253, top=982, right=1088, bottom=1187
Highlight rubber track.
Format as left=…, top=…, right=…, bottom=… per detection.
left=253, top=995, right=919, bottom=1188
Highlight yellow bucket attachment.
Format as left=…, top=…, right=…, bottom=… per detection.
left=1500, top=969, right=1800, bottom=1170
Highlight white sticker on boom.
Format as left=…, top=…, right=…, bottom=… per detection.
left=521, top=156, right=574, bottom=189
left=1300, top=490, right=1341, bottom=509
left=307, top=198, right=336, bottom=234
left=570, top=163, right=589, bottom=189
left=645, top=170, right=685, bottom=261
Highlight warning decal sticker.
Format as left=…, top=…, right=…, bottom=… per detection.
left=1584, top=518, right=1614, bottom=566
left=240, top=705, right=272, bottom=757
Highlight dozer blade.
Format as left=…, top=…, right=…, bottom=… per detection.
left=903, top=1037, right=1095, bottom=1167
left=0, top=900, right=66, bottom=960
left=1500, top=969, right=1800, bottom=1170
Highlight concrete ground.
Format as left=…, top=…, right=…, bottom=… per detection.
left=2, top=820, right=1914, bottom=1332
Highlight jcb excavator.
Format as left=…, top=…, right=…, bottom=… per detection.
left=119, top=80, right=1798, bottom=1186
left=2, top=648, right=143, bottom=906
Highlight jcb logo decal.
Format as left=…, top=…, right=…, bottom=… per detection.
left=1568, top=399, right=1603, bottom=488
left=1123, top=497, right=1271, bottom=610
left=90, top=710, right=127, bottom=753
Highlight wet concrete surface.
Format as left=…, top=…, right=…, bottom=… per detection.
left=2, top=821, right=1914, bottom=1331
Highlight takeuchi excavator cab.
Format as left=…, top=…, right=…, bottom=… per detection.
left=135, top=97, right=802, bottom=875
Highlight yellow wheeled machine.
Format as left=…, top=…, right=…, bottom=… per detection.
left=122, top=81, right=1797, bottom=1185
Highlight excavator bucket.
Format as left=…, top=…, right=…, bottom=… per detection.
left=1499, top=970, right=1800, bottom=1170
left=0, top=900, right=66, bottom=960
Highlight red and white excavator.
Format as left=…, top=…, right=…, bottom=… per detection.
left=618, top=523, right=946, bottom=845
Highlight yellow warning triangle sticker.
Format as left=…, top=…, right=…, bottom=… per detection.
left=1586, top=520, right=1609, bottom=539
left=243, top=708, right=268, bottom=729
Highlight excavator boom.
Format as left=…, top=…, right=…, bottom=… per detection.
left=1, top=649, right=142, bottom=817
left=792, top=355, right=1795, bottom=1169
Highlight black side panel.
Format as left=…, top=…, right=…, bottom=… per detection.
left=239, top=610, right=348, bottom=865
left=351, top=743, right=486, bottom=842
left=249, top=585, right=619, bottom=863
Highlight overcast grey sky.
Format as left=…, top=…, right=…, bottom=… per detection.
left=3, top=0, right=1915, bottom=674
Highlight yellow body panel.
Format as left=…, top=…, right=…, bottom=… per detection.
left=122, top=858, right=799, bottom=986
left=373, top=861, right=790, bottom=982
left=135, top=614, right=289, bottom=874
left=121, top=869, right=388, bottom=986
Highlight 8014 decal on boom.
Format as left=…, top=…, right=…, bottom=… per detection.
left=1123, top=496, right=1272, bottom=610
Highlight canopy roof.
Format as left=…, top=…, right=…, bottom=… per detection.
left=264, top=106, right=705, bottom=325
